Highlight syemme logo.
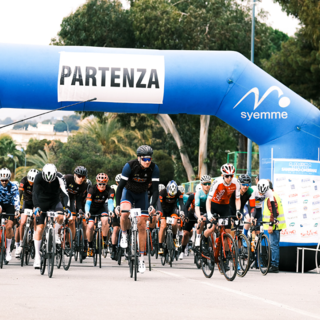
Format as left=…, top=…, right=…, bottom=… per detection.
left=234, top=86, right=290, bottom=121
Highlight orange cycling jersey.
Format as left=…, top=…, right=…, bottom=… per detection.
left=209, top=177, right=240, bottom=205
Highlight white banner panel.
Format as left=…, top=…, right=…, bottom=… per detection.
left=58, top=52, right=165, bottom=104
left=273, top=159, right=320, bottom=244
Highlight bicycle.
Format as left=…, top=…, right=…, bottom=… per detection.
left=247, top=220, right=271, bottom=275
left=60, top=213, right=73, bottom=271
left=200, top=215, right=238, bottom=281
left=87, top=213, right=104, bottom=268
left=0, top=212, right=14, bottom=268
left=160, top=216, right=176, bottom=268
left=231, top=219, right=251, bottom=277
left=20, top=208, right=35, bottom=267
left=151, top=219, right=160, bottom=260
left=74, top=210, right=85, bottom=263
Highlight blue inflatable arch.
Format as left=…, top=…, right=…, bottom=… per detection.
left=1, top=44, right=320, bottom=271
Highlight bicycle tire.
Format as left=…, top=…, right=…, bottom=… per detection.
left=0, top=227, right=5, bottom=269
left=257, top=233, right=271, bottom=276
left=30, top=240, right=35, bottom=259
left=56, top=245, right=62, bottom=269
left=147, top=230, right=151, bottom=271
left=133, top=230, right=138, bottom=281
left=25, top=244, right=31, bottom=266
left=40, top=231, right=47, bottom=275
left=117, top=247, right=122, bottom=265
left=236, top=234, right=250, bottom=278
left=93, top=231, right=97, bottom=267
left=47, top=228, right=55, bottom=278
left=62, top=227, right=73, bottom=271
left=194, top=251, right=201, bottom=269
left=154, top=230, right=159, bottom=260
left=220, top=233, right=238, bottom=282
left=79, top=228, right=84, bottom=264
left=21, top=226, right=29, bottom=267
left=200, top=236, right=214, bottom=278
left=98, top=230, right=102, bottom=268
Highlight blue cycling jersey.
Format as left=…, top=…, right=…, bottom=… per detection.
left=0, top=181, right=20, bottom=211
left=195, top=189, right=209, bottom=208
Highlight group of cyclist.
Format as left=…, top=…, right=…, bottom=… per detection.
left=0, top=144, right=281, bottom=275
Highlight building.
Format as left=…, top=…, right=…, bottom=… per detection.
left=0, top=123, right=70, bottom=148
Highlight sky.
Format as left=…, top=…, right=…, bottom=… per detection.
left=0, top=0, right=300, bottom=122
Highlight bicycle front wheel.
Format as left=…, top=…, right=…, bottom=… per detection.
left=200, top=236, right=214, bottom=278
left=147, top=230, right=151, bottom=271
left=236, top=234, right=250, bottom=278
left=220, top=233, right=238, bottom=282
left=21, top=226, right=29, bottom=267
left=98, top=230, right=102, bottom=269
left=257, top=233, right=271, bottom=275
left=62, top=227, right=73, bottom=271
left=79, top=228, right=84, bottom=264
left=0, top=227, right=5, bottom=269
left=47, top=228, right=55, bottom=278
left=40, top=232, right=47, bottom=275
left=133, top=230, right=138, bottom=281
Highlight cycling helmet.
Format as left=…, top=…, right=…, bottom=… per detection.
left=27, top=169, right=39, bottom=183
left=166, top=180, right=178, bottom=196
left=137, top=145, right=153, bottom=156
left=115, top=174, right=121, bottom=183
left=0, top=168, right=11, bottom=180
left=96, top=173, right=109, bottom=184
left=86, top=178, right=92, bottom=186
left=221, top=163, right=235, bottom=175
left=42, top=164, right=57, bottom=182
left=178, top=185, right=185, bottom=194
left=200, top=175, right=211, bottom=183
left=110, top=184, right=117, bottom=190
left=195, top=184, right=202, bottom=192
left=238, top=174, right=251, bottom=184
left=257, top=179, right=269, bottom=194
left=74, top=166, right=87, bottom=177
left=159, top=184, right=165, bottom=192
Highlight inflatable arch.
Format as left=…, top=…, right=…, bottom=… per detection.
left=1, top=44, right=320, bottom=271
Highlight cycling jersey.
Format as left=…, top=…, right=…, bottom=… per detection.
left=195, top=189, right=209, bottom=211
left=158, top=189, right=184, bottom=212
left=64, top=174, right=87, bottom=213
left=209, top=177, right=240, bottom=205
left=19, top=176, right=33, bottom=202
left=85, top=185, right=115, bottom=211
left=229, top=187, right=254, bottom=214
left=0, top=181, right=19, bottom=211
left=33, top=172, right=70, bottom=210
left=249, top=188, right=274, bottom=209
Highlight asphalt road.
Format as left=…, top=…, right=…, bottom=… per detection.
left=1, top=250, right=320, bottom=320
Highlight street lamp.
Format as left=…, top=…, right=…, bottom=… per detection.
left=16, top=146, right=26, bottom=168
left=7, top=154, right=16, bottom=177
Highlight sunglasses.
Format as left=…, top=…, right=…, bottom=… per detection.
left=202, top=182, right=211, bottom=186
left=225, top=175, right=233, bottom=178
left=241, top=183, right=250, bottom=187
left=1, top=180, right=8, bottom=183
left=76, top=174, right=86, bottom=179
left=141, top=157, right=152, bottom=162
left=97, top=183, right=106, bottom=187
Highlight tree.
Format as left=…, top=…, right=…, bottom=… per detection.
left=27, top=147, right=55, bottom=170
left=26, top=138, right=52, bottom=155
left=13, top=122, right=37, bottom=130
left=152, top=150, right=174, bottom=185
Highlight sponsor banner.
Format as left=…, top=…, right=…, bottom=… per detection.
left=58, top=52, right=165, bottom=104
left=274, top=159, right=320, bottom=244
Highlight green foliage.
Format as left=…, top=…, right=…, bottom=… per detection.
left=152, top=150, right=174, bottom=185
left=54, top=114, right=80, bottom=132
left=26, top=138, right=52, bottom=155
left=13, top=122, right=37, bottom=130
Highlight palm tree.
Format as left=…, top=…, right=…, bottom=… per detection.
left=81, top=117, right=136, bottom=157
left=27, top=147, right=54, bottom=170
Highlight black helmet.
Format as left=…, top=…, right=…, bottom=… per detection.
left=238, top=174, right=251, bottom=184
left=74, top=166, right=87, bottom=177
left=137, top=145, right=153, bottom=156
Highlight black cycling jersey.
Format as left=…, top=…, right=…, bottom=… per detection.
left=33, top=172, right=70, bottom=210
left=64, top=174, right=88, bottom=212
left=19, top=176, right=33, bottom=202
left=158, top=189, right=185, bottom=212
left=229, top=187, right=254, bottom=214
left=86, top=185, right=115, bottom=209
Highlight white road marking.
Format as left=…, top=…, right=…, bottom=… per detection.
left=155, top=269, right=320, bottom=320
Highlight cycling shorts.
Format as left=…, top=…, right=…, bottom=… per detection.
left=22, top=200, right=33, bottom=211
left=211, top=202, right=231, bottom=229
left=0, top=202, right=15, bottom=221
left=183, top=218, right=196, bottom=232
left=88, top=205, right=108, bottom=222
left=112, top=215, right=120, bottom=227
left=120, top=187, right=148, bottom=215
left=254, top=208, right=262, bottom=231
left=36, top=201, right=64, bottom=225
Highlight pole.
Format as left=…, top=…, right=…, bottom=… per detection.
left=247, top=0, right=255, bottom=178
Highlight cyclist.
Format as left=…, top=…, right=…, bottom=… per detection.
left=15, top=169, right=39, bottom=258
left=204, top=164, right=241, bottom=265
left=85, top=173, right=115, bottom=258
left=110, top=173, right=121, bottom=260
left=64, top=166, right=88, bottom=258
left=32, top=164, right=70, bottom=269
left=115, top=145, right=160, bottom=274
left=0, top=168, right=20, bottom=262
left=157, top=180, right=185, bottom=255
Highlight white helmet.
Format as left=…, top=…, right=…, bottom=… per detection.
left=42, top=164, right=57, bottom=182
left=115, top=174, right=121, bottom=183
left=178, top=185, right=185, bottom=194
left=111, top=184, right=117, bottom=190
left=159, top=184, right=165, bottom=192
left=195, top=184, right=202, bottom=192
left=200, top=175, right=211, bottom=183
left=166, top=180, right=178, bottom=196
left=0, top=168, right=11, bottom=180
left=27, top=169, right=39, bottom=183
left=221, top=163, right=235, bottom=175
left=257, top=179, right=269, bottom=194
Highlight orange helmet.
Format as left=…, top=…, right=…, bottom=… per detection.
left=96, top=173, right=109, bottom=184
